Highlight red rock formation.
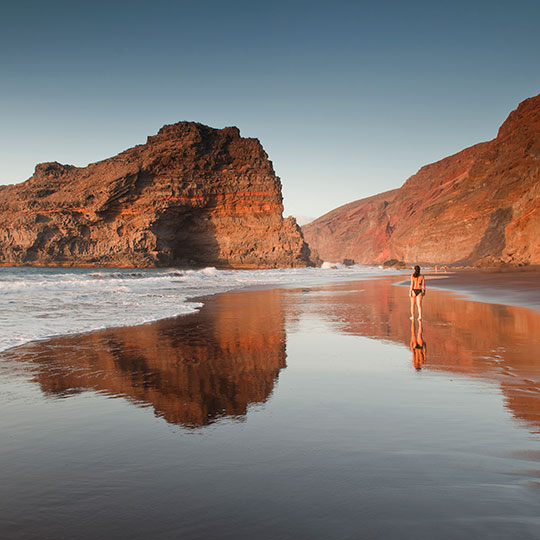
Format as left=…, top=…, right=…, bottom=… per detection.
left=0, top=122, right=313, bottom=268
left=303, top=93, right=540, bottom=266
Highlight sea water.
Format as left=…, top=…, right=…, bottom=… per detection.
left=0, top=264, right=402, bottom=352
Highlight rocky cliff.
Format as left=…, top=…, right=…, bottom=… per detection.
left=0, top=122, right=313, bottom=268
left=303, top=93, right=540, bottom=266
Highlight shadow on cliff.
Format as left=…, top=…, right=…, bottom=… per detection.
left=151, top=206, right=224, bottom=267
left=3, top=289, right=288, bottom=428
left=454, top=207, right=513, bottom=266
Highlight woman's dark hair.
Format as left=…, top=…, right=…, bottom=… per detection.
left=413, top=265, right=421, bottom=277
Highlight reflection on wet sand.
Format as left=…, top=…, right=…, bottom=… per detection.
left=2, top=289, right=287, bottom=428
left=301, top=278, right=540, bottom=430
left=410, top=320, right=427, bottom=371
left=4, top=276, right=540, bottom=432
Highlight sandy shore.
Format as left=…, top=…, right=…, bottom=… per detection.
left=2, top=273, right=540, bottom=539
left=4, top=272, right=540, bottom=427
left=399, top=270, right=540, bottom=313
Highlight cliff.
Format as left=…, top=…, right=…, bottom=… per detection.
left=0, top=122, right=313, bottom=268
left=303, top=93, right=540, bottom=266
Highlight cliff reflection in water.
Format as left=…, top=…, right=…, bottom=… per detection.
left=6, top=276, right=540, bottom=432
left=4, top=289, right=287, bottom=428
left=302, top=278, right=540, bottom=430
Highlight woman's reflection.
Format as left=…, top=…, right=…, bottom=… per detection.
left=410, top=319, right=427, bottom=370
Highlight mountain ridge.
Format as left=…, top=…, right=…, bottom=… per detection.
left=303, top=93, right=540, bottom=267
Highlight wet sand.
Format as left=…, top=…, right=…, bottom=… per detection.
left=420, top=270, right=540, bottom=313
left=2, top=275, right=540, bottom=539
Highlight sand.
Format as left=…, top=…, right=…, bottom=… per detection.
left=423, top=270, right=540, bottom=313
left=2, top=273, right=540, bottom=539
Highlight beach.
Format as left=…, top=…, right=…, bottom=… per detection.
left=3, top=1, right=540, bottom=538
left=2, top=271, right=540, bottom=539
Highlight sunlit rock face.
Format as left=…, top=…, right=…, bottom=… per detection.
left=0, top=122, right=313, bottom=268
left=303, top=92, right=540, bottom=267
left=4, top=289, right=288, bottom=428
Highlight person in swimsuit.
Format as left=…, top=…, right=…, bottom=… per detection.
left=409, top=265, right=426, bottom=320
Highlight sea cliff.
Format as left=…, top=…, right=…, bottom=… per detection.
left=303, top=93, right=540, bottom=267
left=0, top=122, right=313, bottom=268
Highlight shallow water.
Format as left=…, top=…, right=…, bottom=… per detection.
left=2, top=278, right=540, bottom=539
left=0, top=265, right=398, bottom=352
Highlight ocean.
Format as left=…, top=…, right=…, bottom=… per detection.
left=0, top=264, right=403, bottom=353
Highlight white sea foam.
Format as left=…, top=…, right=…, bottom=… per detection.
left=0, top=265, right=403, bottom=352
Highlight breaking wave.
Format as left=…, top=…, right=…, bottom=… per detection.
left=0, top=264, right=401, bottom=352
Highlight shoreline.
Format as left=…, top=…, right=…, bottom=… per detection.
left=4, top=271, right=540, bottom=432
left=0, top=266, right=408, bottom=354
left=3, top=268, right=540, bottom=355
left=417, top=270, right=540, bottom=313
left=3, top=274, right=540, bottom=538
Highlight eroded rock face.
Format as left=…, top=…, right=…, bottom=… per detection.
left=303, top=93, right=540, bottom=266
left=0, top=122, right=313, bottom=268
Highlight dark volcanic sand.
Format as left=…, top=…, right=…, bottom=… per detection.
left=2, top=276, right=540, bottom=539
left=424, top=270, right=540, bottom=313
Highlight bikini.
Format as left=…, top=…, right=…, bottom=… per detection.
left=412, top=276, right=424, bottom=296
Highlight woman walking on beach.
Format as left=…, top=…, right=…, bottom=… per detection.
left=409, top=265, right=426, bottom=320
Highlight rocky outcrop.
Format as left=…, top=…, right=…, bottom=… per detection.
left=303, top=93, right=540, bottom=266
left=0, top=122, right=313, bottom=268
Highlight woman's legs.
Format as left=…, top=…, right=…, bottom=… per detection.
left=416, top=294, right=423, bottom=320
left=410, top=296, right=416, bottom=319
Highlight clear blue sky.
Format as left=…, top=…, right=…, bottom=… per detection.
left=1, top=0, right=539, bottom=220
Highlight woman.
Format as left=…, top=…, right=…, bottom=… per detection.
left=409, top=265, right=426, bottom=320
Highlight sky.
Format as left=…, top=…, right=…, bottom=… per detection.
left=1, top=0, right=540, bottom=221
